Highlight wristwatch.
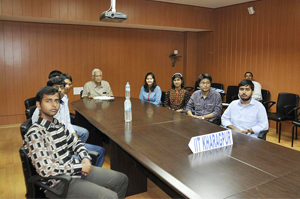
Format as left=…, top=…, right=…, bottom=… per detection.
left=202, top=116, right=205, bottom=119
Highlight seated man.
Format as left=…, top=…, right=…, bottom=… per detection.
left=24, top=86, right=128, bottom=199
left=244, top=71, right=262, bottom=101
left=32, top=77, right=105, bottom=167
left=82, top=68, right=113, bottom=98
left=221, top=79, right=268, bottom=138
left=186, top=73, right=222, bottom=124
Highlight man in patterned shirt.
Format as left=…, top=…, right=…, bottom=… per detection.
left=23, top=86, right=128, bottom=199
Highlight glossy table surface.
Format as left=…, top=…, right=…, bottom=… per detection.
left=72, top=97, right=300, bottom=198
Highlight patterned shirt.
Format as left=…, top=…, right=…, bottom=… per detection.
left=82, top=80, right=113, bottom=97
left=23, top=117, right=91, bottom=186
left=185, top=88, right=222, bottom=122
left=164, top=89, right=190, bottom=110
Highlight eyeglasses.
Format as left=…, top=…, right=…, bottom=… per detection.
left=93, top=75, right=102, bottom=78
left=65, top=83, right=72, bottom=87
left=200, top=82, right=211, bottom=85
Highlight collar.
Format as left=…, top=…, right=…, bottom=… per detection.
left=92, top=81, right=103, bottom=88
left=199, top=88, right=212, bottom=99
left=238, top=97, right=255, bottom=107
left=36, top=117, right=60, bottom=130
left=61, top=94, right=67, bottom=105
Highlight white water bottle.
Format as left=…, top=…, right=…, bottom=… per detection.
left=124, top=82, right=132, bottom=122
left=125, top=82, right=130, bottom=98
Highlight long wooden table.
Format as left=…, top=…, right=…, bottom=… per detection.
left=72, top=97, right=300, bottom=198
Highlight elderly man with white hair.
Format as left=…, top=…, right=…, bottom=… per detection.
left=82, top=68, right=113, bottom=98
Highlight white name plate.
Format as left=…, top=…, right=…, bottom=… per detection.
left=188, top=130, right=233, bottom=153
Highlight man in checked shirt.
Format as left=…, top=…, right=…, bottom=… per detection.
left=23, top=86, right=128, bottom=199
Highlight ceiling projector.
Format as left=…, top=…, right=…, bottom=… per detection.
left=100, top=0, right=127, bottom=22
left=100, top=11, right=127, bottom=22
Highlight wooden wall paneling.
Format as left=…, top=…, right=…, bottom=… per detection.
left=84, top=0, right=92, bottom=21
left=23, top=0, right=32, bottom=17
left=52, top=24, right=61, bottom=76
left=86, top=26, right=95, bottom=88
left=12, top=0, right=22, bottom=16
left=184, top=32, right=198, bottom=88
left=59, top=25, right=68, bottom=77
left=4, top=22, right=14, bottom=118
left=75, top=0, right=85, bottom=21
left=59, top=0, right=68, bottom=20
left=29, top=23, right=40, bottom=95
left=2, top=0, right=12, bottom=15
left=41, top=0, right=51, bottom=18
left=36, top=24, right=46, bottom=89
left=12, top=22, right=23, bottom=116
left=0, top=0, right=2, bottom=15
left=51, top=0, right=60, bottom=19
left=132, top=29, right=142, bottom=98
left=20, top=23, right=31, bottom=101
left=119, top=0, right=129, bottom=24
left=44, top=24, right=54, bottom=83
left=66, top=25, right=77, bottom=103
left=32, top=0, right=42, bottom=17
left=0, top=21, right=6, bottom=121
left=91, top=0, right=100, bottom=22
left=67, top=0, right=75, bottom=20
left=295, top=0, right=300, bottom=91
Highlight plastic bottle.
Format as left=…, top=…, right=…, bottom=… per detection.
left=124, top=82, right=132, bottom=122
left=125, top=82, right=130, bottom=98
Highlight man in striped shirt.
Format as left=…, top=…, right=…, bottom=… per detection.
left=23, top=86, right=128, bottom=199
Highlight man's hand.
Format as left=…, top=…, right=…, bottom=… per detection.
left=81, top=158, right=92, bottom=176
left=107, top=93, right=113, bottom=97
left=88, top=94, right=94, bottom=99
left=175, top=109, right=183, bottom=112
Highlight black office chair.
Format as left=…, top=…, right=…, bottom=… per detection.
left=261, top=89, right=271, bottom=110
left=20, top=146, right=71, bottom=199
left=225, top=86, right=239, bottom=104
left=24, top=97, right=36, bottom=109
left=184, top=86, right=194, bottom=95
left=20, top=119, right=99, bottom=165
left=25, top=106, right=37, bottom=120
left=291, top=107, right=300, bottom=147
left=257, top=130, right=269, bottom=140
left=264, top=93, right=299, bottom=143
left=160, top=91, right=166, bottom=107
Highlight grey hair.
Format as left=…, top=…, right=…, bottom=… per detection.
left=92, top=68, right=102, bottom=76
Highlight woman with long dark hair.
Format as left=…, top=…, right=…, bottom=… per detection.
left=164, top=73, right=190, bottom=112
left=139, top=72, right=162, bottom=105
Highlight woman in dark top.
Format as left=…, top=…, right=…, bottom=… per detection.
left=164, top=73, right=190, bottom=112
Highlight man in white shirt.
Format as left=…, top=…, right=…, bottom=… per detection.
left=244, top=72, right=262, bottom=101
left=221, top=79, right=268, bottom=138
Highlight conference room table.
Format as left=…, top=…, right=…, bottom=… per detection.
left=72, top=97, right=300, bottom=198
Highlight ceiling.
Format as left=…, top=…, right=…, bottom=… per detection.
left=151, top=0, right=257, bottom=8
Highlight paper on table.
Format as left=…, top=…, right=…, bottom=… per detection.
left=222, top=103, right=229, bottom=106
left=93, top=96, right=115, bottom=100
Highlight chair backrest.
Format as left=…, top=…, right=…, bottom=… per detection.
left=160, top=91, right=166, bottom=106
left=277, top=93, right=299, bottom=117
left=194, top=80, right=199, bottom=91
left=25, top=106, right=36, bottom=120
left=24, top=97, right=37, bottom=109
left=20, top=119, right=33, bottom=139
left=211, top=83, right=224, bottom=90
left=261, top=89, right=270, bottom=102
left=19, top=146, right=45, bottom=199
left=226, top=86, right=239, bottom=103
